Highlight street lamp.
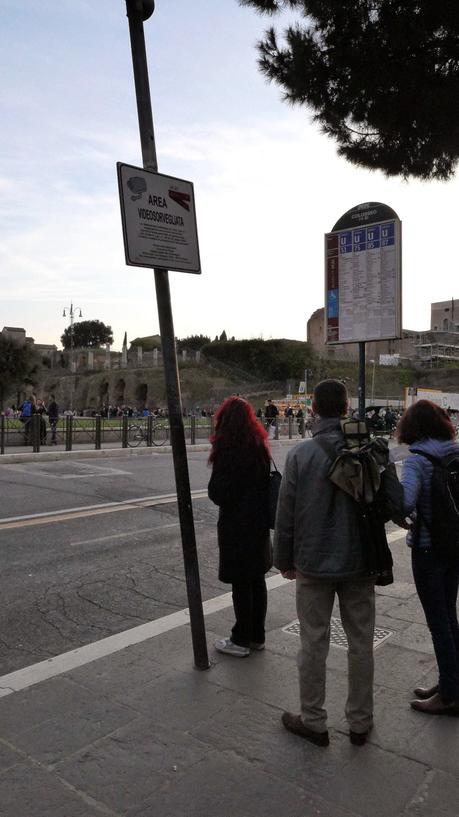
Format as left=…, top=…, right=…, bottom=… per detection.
left=370, top=359, right=376, bottom=402
left=62, top=302, right=83, bottom=410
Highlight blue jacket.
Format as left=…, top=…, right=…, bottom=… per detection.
left=401, top=437, right=459, bottom=549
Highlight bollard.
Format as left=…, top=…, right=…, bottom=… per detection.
left=147, top=414, right=153, bottom=446
left=0, top=415, right=4, bottom=454
left=274, top=420, right=279, bottom=441
left=95, top=415, right=101, bottom=450
left=210, top=413, right=215, bottom=440
left=65, top=415, right=73, bottom=451
left=32, top=414, right=40, bottom=453
left=288, top=415, right=293, bottom=439
left=122, top=415, right=128, bottom=448
left=190, top=415, right=196, bottom=445
left=300, top=418, right=306, bottom=438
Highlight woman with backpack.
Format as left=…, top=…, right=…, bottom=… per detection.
left=397, top=400, right=459, bottom=715
left=208, top=396, right=272, bottom=657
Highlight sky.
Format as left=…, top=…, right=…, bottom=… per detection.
left=1, top=0, right=458, bottom=350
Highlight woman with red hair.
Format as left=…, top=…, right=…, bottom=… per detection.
left=208, top=396, right=272, bottom=656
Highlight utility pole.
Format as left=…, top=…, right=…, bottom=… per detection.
left=124, top=0, right=209, bottom=670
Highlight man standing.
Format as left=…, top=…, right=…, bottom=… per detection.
left=47, top=394, right=59, bottom=445
left=264, top=399, right=279, bottom=439
left=274, top=379, right=402, bottom=747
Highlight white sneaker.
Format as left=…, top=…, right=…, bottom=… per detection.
left=214, top=638, right=250, bottom=657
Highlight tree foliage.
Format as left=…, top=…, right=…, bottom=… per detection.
left=240, top=1, right=459, bottom=179
left=201, top=338, right=317, bottom=380
left=0, top=337, right=39, bottom=408
left=176, top=334, right=211, bottom=352
left=61, top=320, right=113, bottom=350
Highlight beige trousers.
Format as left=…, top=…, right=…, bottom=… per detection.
left=296, top=575, right=375, bottom=733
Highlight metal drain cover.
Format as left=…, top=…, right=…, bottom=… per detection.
left=282, top=617, right=394, bottom=650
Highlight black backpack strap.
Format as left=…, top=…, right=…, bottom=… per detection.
left=410, top=450, right=441, bottom=466
left=270, top=457, right=280, bottom=474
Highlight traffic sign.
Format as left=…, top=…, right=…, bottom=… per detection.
left=117, top=162, right=201, bottom=274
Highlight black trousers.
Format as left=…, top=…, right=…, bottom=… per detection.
left=231, top=576, right=267, bottom=647
left=412, top=548, right=459, bottom=702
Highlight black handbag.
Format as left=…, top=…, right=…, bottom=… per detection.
left=268, top=459, right=282, bottom=529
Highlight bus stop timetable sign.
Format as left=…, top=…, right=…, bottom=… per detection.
left=117, top=162, right=201, bottom=274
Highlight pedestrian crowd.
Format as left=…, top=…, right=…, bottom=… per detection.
left=208, top=381, right=459, bottom=748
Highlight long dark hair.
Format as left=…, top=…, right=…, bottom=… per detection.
left=397, top=400, right=456, bottom=444
left=209, top=396, right=270, bottom=471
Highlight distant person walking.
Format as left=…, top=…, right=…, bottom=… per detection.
left=34, top=398, right=47, bottom=444
left=397, top=400, right=459, bottom=715
left=47, top=394, right=59, bottom=445
left=265, top=398, right=279, bottom=440
left=19, top=396, right=34, bottom=443
left=208, top=397, right=272, bottom=657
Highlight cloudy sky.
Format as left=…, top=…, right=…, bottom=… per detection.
left=1, top=0, right=458, bottom=349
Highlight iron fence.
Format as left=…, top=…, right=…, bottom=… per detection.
left=0, top=411, right=326, bottom=455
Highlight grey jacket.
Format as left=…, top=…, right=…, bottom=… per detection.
left=273, top=417, right=403, bottom=580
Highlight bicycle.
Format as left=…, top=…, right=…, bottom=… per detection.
left=127, top=420, right=169, bottom=447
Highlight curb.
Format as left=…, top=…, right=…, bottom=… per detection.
left=0, top=437, right=304, bottom=465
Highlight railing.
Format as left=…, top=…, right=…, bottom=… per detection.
left=0, top=411, right=318, bottom=454
left=0, top=414, right=216, bottom=453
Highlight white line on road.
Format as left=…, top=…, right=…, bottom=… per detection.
left=69, top=522, right=181, bottom=547
left=0, top=489, right=209, bottom=528
left=0, top=531, right=408, bottom=698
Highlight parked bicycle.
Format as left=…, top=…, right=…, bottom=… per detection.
left=127, top=421, right=169, bottom=447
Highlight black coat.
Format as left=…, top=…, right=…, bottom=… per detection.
left=208, top=452, right=272, bottom=584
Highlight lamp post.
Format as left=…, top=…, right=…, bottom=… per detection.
left=370, top=359, right=376, bottom=402
left=63, top=302, right=83, bottom=410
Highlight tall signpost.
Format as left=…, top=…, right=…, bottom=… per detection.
left=122, top=0, right=209, bottom=670
left=325, top=202, right=402, bottom=418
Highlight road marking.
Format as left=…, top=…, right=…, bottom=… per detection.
left=0, top=532, right=409, bottom=698
left=0, top=573, right=289, bottom=697
left=70, top=522, right=181, bottom=547
left=0, top=490, right=209, bottom=531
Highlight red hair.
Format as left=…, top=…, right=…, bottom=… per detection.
left=209, top=396, right=270, bottom=468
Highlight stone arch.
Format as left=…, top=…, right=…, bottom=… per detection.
left=135, top=383, right=148, bottom=409
left=114, top=378, right=126, bottom=405
left=99, top=380, right=109, bottom=405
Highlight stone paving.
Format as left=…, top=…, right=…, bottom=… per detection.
left=1, top=539, right=459, bottom=817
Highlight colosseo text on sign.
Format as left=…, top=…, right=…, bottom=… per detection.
left=325, top=218, right=401, bottom=344
left=117, top=163, right=201, bottom=274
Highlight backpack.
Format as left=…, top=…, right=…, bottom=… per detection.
left=315, top=423, right=396, bottom=585
left=411, top=451, right=459, bottom=557
left=21, top=400, right=32, bottom=418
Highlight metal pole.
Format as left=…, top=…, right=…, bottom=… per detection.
left=358, top=342, right=366, bottom=419
left=95, top=415, right=101, bottom=450
left=125, top=0, right=209, bottom=670
left=0, top=415, right=5, bottom=455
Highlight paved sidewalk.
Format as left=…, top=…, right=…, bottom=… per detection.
left=0, top=541, right=458, bottom=817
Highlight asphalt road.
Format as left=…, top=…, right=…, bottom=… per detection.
left=0, top=441, right=408, bottom=676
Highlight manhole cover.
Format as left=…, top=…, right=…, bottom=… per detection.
left=282, top=617, right=393, bottom=650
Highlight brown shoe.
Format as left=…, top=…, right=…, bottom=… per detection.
left=410, top=692, right=459, bottom=716
left=413, top=683, right=439, bottom=700
left=281, top=712, right=329, bottom=746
